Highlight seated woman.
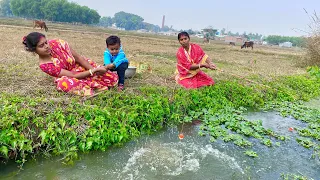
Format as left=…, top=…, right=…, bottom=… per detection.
left=175, top=31, right=217, bottom=89
left=23, top=32, right=118, bottom=96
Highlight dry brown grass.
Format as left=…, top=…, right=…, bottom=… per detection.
left=305, top=34, right=320, bottom=66
left=300, top=10, right=320, bottom=67
left=0, top=19, right=308, bottom=98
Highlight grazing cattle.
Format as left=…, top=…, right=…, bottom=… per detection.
left=33, top=20, right=48, bottom=32
left=241, top=41, right=254, bottom=50
left=229, top=42, right=236, bottom=46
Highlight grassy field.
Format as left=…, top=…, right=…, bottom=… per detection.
left=0, top=18, right=308, bottom=98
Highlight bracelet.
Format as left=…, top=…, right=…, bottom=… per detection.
left=89, top=69, right=93, bottom=76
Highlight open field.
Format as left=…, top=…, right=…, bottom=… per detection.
left=0, top=18, right=308, bottom=98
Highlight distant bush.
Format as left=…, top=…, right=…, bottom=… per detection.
left=302, top=10, right=320, bottom=72
left=306, top=35, right=320, bottom=66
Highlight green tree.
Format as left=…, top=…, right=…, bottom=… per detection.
left=265, top=35, right=306, bottom=47
left=0, top=0, right=13, bottom=16
left=29, top=0, right=45, bottom=19
left=10, top=0, right=100, bottom=24
left=10, top=0, right=31, bottom=18
left=141, top=22, right=160, bottom=32
left=113, top=11, right=144, bottom=30
left=98, top=16, right=112, bottom=27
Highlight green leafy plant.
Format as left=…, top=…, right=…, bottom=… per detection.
left=244, top=150, right=258, bottom=158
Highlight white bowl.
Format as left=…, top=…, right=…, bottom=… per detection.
left=125, top=66, right=137, bottom=78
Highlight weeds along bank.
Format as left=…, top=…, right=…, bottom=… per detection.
left=1, top=74, right=320, bottom=166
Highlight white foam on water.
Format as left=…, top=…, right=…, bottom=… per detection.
left=117, top=140, right=244, bottom=179
left=122, top=147, right=150, bottom=174
left=201, top=144, right=244, bottom=174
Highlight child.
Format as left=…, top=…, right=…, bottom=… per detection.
left=104, top=35, right=129, bottom=91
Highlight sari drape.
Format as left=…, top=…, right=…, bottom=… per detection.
left=39, top=39, right=118, bottom=96
left=175, top=43, right=214, bottom=89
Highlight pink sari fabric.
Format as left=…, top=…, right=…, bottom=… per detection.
left=39, top=39, right=118, bottom=96
left=175, top=43, right=214, bottom=89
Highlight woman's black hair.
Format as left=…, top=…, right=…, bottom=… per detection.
left=178, top=31, right=190, bottom=40
left=106, top=35, right=121, bottom=47
left=22, top=32, right=46, bottom=52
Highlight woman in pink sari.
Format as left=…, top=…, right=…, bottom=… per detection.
left=23, top=32, right=118, bottom=96
left=175, top=32, right=217, bottom=89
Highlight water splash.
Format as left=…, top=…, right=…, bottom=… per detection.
left=117, top=140, right=243, bottom=179
left=201, top=144, right=244, bottom=174
left=122, top=148, right=150, bottom=174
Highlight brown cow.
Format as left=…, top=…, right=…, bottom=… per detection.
left=241, top=41, right=254, bottom=50
left=33, top=20, right=48, bottom=32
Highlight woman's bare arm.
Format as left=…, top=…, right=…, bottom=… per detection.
left=189, top=64, right=209, bottom=70
left=58, top=67, right=106, bottom=79
left=70, top=46, right=94, bottom=70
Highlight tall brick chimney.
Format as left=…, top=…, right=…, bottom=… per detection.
left=162, top=15, right=165, bottom=29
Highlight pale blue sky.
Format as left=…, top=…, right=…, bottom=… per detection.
left=70, top=0, right=319, bottom=36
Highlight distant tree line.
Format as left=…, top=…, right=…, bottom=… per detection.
left=177, top=28, right=264, bottom=41
left=224, top=30, right=263, bottom=41
left=0, top=0, right=166, bottom=32
left=97, top=11, right=173, bottom=32
left=264, top=35, right=306, bottom=47
left=0, top=0, right=100, bottom=24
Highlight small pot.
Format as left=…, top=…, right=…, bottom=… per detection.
left=125, top=66, right=137, bottom=78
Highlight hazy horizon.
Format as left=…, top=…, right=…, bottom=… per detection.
left=69, top=0, right=319, bottom=37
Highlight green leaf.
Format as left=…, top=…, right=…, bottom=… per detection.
left=86, top=141, right=93, bottom=150
left=119, top=135, right=123, bottom=142
left=79, top=142, right=86, bottom=151
left=38, top=130, right=47, bottom=144
left=59, top=119, right=66, bottom=130
left=0, top=146, right=9, bottom=158
left=11, top=140, right=17, bottom=150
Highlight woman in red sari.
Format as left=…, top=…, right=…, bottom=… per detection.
left=23, top=32, right=118, bottom=96
left=175, top=32, right=217, bottom=89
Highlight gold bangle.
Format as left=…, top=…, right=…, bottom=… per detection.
left=89, top=69, right=93, bottom=76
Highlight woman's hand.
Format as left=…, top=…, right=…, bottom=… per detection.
left=208, top=63, right=217, bottom=70
left=201, top=63, right=216, bottom=70
left=104, top=64, right=115, bottom=70
left=202, top=63, right=211, bottom=69
left=93, top=67, right=107, bottom=75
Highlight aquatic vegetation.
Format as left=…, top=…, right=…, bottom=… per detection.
left=244, top=150, right=258, bottom=158
left=281, top=173, right=314, bottom=180
left=0, top=75, right=320, bottom=167
left=262, top=100, right=320, bottom=158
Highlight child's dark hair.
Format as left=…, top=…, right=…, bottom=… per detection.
left=178, top=31, right=190, bottom=40
left=106, top=35, right=121, bottom=46
left=22, top=32, right=46, bottom=52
